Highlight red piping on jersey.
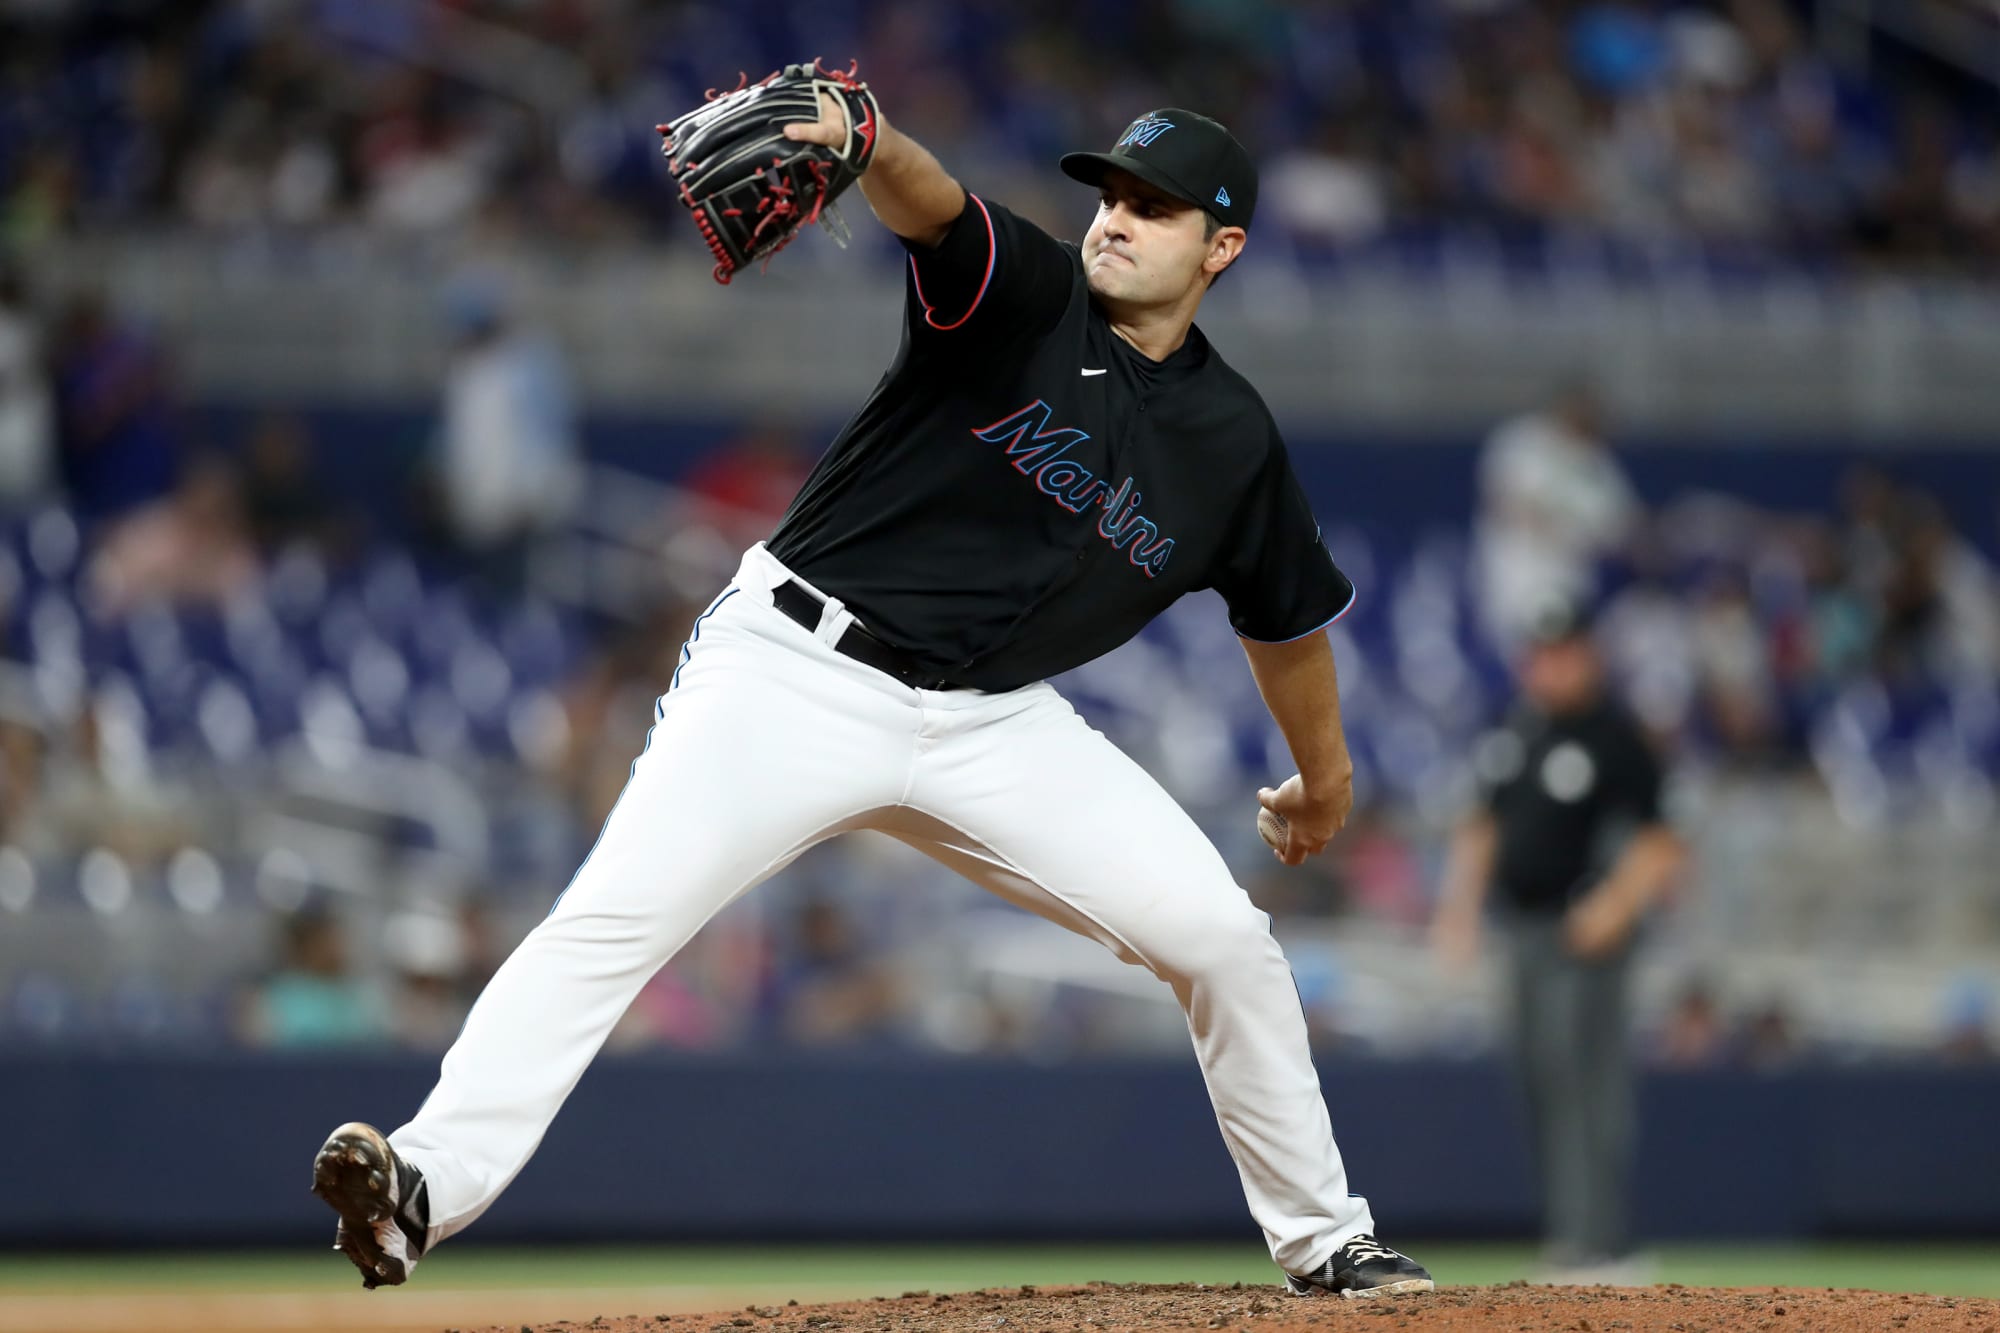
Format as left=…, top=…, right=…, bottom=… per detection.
left=909, top=193, right=996, bottom=331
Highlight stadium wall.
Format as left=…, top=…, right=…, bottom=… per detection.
left=9, top=1054, right=1996, bottom=1245
left=183, top=403, right=2000, bottom=556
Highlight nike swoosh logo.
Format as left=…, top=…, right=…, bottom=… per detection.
left=1081, top=368, right=1107, bottom=377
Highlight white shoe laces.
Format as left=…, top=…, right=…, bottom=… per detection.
left=1342, top=1235, right=1402, bottom=1265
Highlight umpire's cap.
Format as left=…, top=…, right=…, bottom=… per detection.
left=1525, top=598, right=1597, bottom=648
left=1060, top=108, right=1257, bottom=229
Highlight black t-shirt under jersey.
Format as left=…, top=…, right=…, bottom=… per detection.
left=765, top=194, right=1352, bottom=693
left=1479, top=696, right=1666, bottom=914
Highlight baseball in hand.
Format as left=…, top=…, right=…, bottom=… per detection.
left=1258, top=806, right=1289, bottom=853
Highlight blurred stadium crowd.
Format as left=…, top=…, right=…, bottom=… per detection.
left=0, top=0, right=1997, bottom=1064
left=2, top=269, right=1995, bottom=1063
left=3, top=0, right=1999, bottom=271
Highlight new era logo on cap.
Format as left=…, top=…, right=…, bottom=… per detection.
left=1215, top=187, right=1230, bottom=207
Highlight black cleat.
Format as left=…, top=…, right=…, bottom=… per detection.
left=310, top=1121, right=428, bottom=1290
left=1284, top=1234, right=1435, bottom=1298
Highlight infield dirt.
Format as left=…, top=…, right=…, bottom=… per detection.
left=467, top=1281, right=2000, bottom=1333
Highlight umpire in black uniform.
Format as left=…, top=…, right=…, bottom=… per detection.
left=1432, top=601, right=1686, bottom=1278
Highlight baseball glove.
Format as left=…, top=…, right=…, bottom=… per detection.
left=657, top=59, right=882, bottom=284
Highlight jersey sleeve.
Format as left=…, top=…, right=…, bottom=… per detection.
left=1600, top=717, right=1666, bottom=825
left=1474, top=718, right=1531, bottom=814
left=901, top=193, right=1075, bottom=352
left=1213, top=436, right=1355, bottom=643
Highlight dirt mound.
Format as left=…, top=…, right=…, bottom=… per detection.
left=467, top=1280, right=1999, bottom=1333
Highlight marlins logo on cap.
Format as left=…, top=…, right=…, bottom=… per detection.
left=1116, top=116, right=1176, bottom=148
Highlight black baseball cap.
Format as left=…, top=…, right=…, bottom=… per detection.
left=1525, top=598, right=1596, bottom=647
left=1060, top=108, right=1257, bottom=230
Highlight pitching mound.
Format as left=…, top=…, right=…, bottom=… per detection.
left=469, top=1280, right=1998, bottom=1333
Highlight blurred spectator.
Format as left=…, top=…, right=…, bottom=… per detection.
left=1832, top=471, right=2000, bottom=683
left=1668, top=84, right=1775, bottom=241
left=51, top=291, right=178, bottom=522
left=0, top=712, right=48, bottom=850
left=1264, top=120, right=1389, bottom=248
left=1754, top=69, right=1887, bottom=256
left=1690, top=569, right=1778, bottom=760
left=1327, top=806, right=1427, bottom=926
left=1837, top=464, right=1904, bottom=600
left=765, top=894, right=903, bottom=1047
left=1476, top=383, right=1640, bottom=652
left=240, top=413, right=352, bottom=559
left=554, top=599, right=700, bottom=827
left=1, top=143, right=80, bottom=251
left=429, top=279, right=579, bottom=580
left=1653, top=977, right=1728, bottom=1068
left=239, top=905, right=392, bottom=1047
left=1654, top=982, right=1803, bottom=1069
left=1876, top=500, right=1950, bottom=678
left=1572, top=2, right=1670, bottom=97
left=1796, top=524, right=1875, bottom=690
left=4, top=693, right=200, bottom=865
left=1737, top=997, right=1800, bottom=1068
left=0, top=261, right=53, bottom=507
left=1598, top=542, right=1699, bottom=744
left=1896, top=502, right=2000, bottom=682
left=1432, top=601, right=1686, bottom=1276
left=615, top=912, right=764, bottom=1051
left=384, top=905, right=475, bottom=1051
left=1862, top=100, right=1969, bottom=269
left=1940, top=978, right=1995, bottom=1063
left=612, top=961, right=734, bottom=1050
left=680, top=424, right=813, bottom=549
left=359, top=75, right=499, bottom=234
left=87, top=453, right=260, bottom=616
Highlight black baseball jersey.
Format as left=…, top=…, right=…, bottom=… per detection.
left=766, top=193, right=1351, bottom=693
left=1477, top=696, right=1666, bottom=914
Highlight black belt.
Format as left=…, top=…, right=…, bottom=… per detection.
left=771, top=579, right=969, bottom=691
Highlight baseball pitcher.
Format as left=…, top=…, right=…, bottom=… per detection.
left=311, top=62, right=1433, bottom=1301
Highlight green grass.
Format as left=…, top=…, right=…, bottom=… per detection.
left=1, top=1242, right=1996, bottom=1299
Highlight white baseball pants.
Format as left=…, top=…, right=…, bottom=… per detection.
left=391, top=543, right=1375, bottom=1275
